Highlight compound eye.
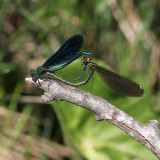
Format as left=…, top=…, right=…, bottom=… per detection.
left=81, top=59, right=85, bottom=63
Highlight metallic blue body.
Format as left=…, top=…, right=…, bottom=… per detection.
left=30, top=35, right=92, bottom=76
left=46, top=51, right=91, bottom=72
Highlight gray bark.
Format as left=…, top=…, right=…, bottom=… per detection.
left=26, top=76, right=160, bottom=159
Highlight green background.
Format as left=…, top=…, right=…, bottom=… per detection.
left=0, top=0, right=160, bottom=159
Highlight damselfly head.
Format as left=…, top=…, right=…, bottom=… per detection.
left=81, top=56, right=91, bottom=65
left=30, top=66, right=47, bottom=77
left=30, top=69, right=36, bottom=77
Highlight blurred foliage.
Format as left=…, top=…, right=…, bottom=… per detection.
left=0, top=0, right=160, bottom=159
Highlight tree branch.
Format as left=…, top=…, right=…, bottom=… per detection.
left=26, top=76, right=160, bottom=159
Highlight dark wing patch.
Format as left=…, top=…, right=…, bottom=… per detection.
left=90, top=64, right=144, bottom=97
left=42, top=35, right=84, bottom=68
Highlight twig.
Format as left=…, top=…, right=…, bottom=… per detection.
left=26, top=76, right=160, bottom=159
